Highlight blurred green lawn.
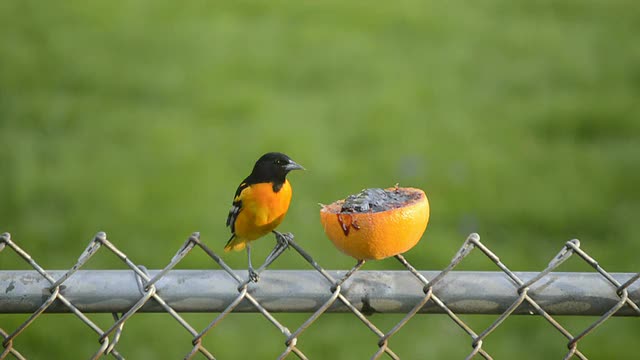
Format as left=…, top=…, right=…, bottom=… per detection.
left=1, top=0, right=639, bottom=358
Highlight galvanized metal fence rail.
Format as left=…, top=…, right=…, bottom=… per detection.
left=1, top=231, right=638, bottom=360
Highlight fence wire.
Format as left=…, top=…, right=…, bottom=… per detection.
left=0, top=231, right=638, bottom=360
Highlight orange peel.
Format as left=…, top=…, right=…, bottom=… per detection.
left=320, top=187, right=430, bottom=260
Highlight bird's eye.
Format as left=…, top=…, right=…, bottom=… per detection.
left=275, top=159, right=284, bottom=165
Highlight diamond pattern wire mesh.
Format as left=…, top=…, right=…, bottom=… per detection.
left=1, top=230, right=639, bottom=359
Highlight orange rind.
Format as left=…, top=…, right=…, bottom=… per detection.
left=320, top=187, right=430, bottom=260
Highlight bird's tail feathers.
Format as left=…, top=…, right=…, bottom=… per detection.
left=224, top=235, right=247, bottom=252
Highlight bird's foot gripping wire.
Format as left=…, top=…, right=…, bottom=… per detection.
left=274, top=231, right=293, bottom=250
left=248, top=267, right=260, bottom=283
left=246, top=244, right=260, bottom=283
left=264, top=231, right=293, bottom=266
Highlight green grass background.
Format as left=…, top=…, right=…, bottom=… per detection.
left=1, top=0, right=639, bottom=358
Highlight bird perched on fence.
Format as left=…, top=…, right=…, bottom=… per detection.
left=225, top=152, right=304, bottom=282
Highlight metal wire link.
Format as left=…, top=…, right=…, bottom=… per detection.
left=1, top=230, right=639, bottom=359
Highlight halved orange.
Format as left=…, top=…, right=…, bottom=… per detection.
left=320, top=187, right=430, bottom=260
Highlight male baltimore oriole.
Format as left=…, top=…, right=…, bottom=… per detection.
left=225, top=152, right=304, bottom=282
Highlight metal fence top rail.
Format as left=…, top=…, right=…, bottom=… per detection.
left=1, top=270, right=638, bottom=316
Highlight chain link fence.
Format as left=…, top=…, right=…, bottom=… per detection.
left=1, top=231, right=638, bottom=359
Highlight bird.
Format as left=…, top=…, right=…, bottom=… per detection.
left=225, top=152, right=304, bottom=282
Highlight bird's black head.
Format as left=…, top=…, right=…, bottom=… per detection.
left=248, top=152, right=304, bottom=184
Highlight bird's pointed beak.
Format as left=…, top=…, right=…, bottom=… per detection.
left=285, top=159, right=305, bottom=171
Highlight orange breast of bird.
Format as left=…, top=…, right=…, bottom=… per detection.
left=233, top=180, right=293, bottom=241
